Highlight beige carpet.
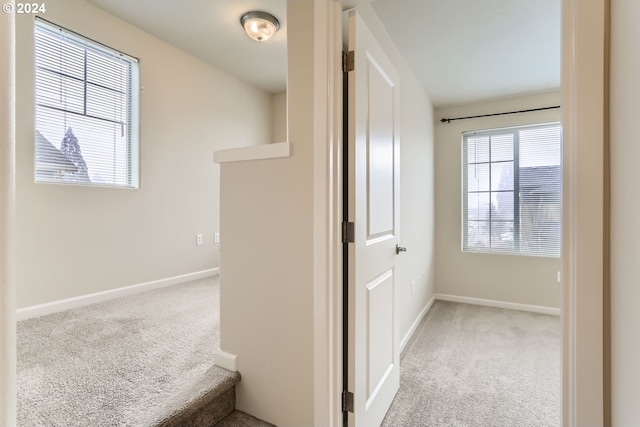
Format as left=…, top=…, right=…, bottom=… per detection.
left=17, top=277, right=233, bottom=427
left=217, top=410, right=275, bottom=427
left=381, top=300, right=561, bottom=427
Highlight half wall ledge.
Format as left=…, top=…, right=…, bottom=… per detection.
left=213, top=142, right=291, bottom=164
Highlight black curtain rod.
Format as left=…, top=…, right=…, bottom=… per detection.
left=440, top=105, right=561, bottom=124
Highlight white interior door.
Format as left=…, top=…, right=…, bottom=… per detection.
left=346, top=9, right=401, bottom=427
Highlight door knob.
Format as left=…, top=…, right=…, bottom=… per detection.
left=395, top=244, right=407, bottom=255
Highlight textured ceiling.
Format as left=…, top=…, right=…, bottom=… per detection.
left=85, top=0, right=560, bottom=106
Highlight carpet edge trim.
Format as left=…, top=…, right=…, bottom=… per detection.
left=400, top=294, right=436, bottom=353
left=16, top=268, right=219, bottom=320
left=434, top=293, right=561, bottom=316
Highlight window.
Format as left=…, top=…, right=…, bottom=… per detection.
left=34, top=18, right=139, bottom=187
left=462, top=123, right=562, bottom=257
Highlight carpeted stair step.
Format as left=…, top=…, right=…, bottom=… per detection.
left=216, top=410, right=276, bottom=427
left=149, top=365, right=240, bottom=427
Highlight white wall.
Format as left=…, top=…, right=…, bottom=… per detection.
left=272, top=92, right=287, bottom=143
left=1, top=4, right=16, bottom=425
left=396, top=67, right=436, bottom=343
left=219, top=2, right=315, bottom=425
left=610, top=0, right=640, bottom=423
left=434, top=92, right=562, bottom=309
left=14, top=0, right=273, bottom=308
left=217, top=1, right=435, bottom=425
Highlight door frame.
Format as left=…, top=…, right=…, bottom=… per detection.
left=313, top=0, right=609, bottom=426
left=311, top=2, right=345, bottom=426
left=561, top=0, right=609, bottom=425
left=1, top=3, right=16, bottom=426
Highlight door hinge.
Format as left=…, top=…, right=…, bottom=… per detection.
left=342, top=390, right=354, bottom=413
left=342, top=221, right=355, bottom=244
left=342, top=50, right=355, bottom=72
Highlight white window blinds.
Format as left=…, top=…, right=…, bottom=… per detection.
left=34, top=18, right=139, bottom=187
left=462, top=123, right=562, bottom=257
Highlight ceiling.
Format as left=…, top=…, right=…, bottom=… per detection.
left=85, top=0, right=560, bottom=106
left=86, top=0, right=288, bottom=94
left=371, top=0, right=561, bottom=106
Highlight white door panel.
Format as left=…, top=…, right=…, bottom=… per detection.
left=367, top=57, right=396, bottom=240
left=347, top=9, right=400, bottom=427
left=366, top=270, right=394, bottom=401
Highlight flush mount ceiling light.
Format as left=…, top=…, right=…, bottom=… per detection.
left=240, top=11, right=280, bottom=42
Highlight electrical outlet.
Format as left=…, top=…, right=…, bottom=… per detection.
left=557, top=271, right=561, bottom=283
left=196, top=233, right=203, bottom=246
left=214, top=232, right=220, bottom=243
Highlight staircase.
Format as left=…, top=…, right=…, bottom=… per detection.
left=17, top=277, right=274, bottom=427
left=151, top=365, right=273, bottom=427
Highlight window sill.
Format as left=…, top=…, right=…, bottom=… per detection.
left=462, top=249, right=560, bottom=259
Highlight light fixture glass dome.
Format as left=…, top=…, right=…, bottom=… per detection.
left=240, top=11, right=280, bottom=42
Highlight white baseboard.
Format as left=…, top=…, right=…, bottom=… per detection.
left=400, top=294, right=436, bottom=353
left=434, top=293, right=561, bottom=316
left=213, top=350, right=238, bottom=372
left=16, top=268, right=219, bottom=321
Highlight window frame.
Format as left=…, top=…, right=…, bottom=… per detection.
left=34, top=17, right=140, bottom=189
left=461, top=122, right=562, bottom=257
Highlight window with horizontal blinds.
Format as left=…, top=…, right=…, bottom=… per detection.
left=34, top=18, right=139, bottom=187
left=462, top=122, right=562, bottom=257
